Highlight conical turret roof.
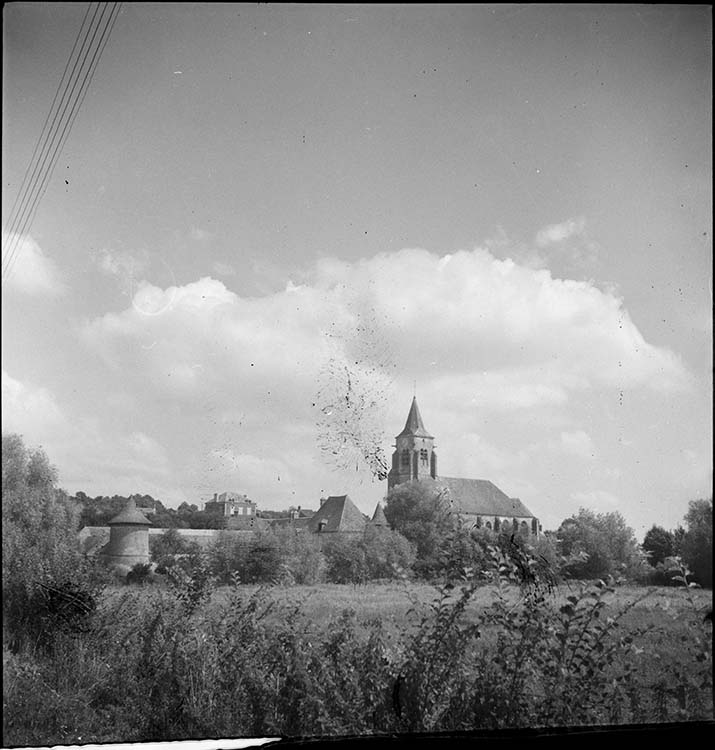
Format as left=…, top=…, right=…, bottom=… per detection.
left=108, top=497, right=152, bottom=526
left=371, top=502, right=388, bottom=526
left=397, top=396, right=433, bottom=438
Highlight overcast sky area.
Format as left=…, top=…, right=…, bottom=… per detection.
left=2, top=4, right=711, bottom=536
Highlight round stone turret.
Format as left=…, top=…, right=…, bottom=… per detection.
left=100, top=498, right=152, bottom=569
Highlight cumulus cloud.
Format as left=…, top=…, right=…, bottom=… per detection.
left=80, top=247, right=689, bottom=415
left=535, top=217, right=586, bottom=247
left=1, top=369, right=177, bottom=500
left=1, top=234, right=65, bottom=295
left=2, top=369, right=65, bottom=434
left=72, top=244, right=693, bottom=513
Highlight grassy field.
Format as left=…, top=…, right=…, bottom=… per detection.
left=206, top=579, right=712, bottom=622
left=4, top=579, right=712, bottom=745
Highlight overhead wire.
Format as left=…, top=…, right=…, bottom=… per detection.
left=2, top=2, right=121, bottom=282
left=1, top=1, right=95, bottom=267
left=2, top=2, right=122, bottom=285
left=2, top=2, right=106, bottom=280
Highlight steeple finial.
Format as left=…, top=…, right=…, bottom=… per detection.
left=397, top=395, right=433, bottom=438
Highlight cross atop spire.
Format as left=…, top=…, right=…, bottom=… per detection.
left=397, top=396, right=433, bottom=439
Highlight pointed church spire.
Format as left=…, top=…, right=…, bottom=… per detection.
left=388, top=396, right=437, bottom=488
left=397, top=396, right=433, bottom=438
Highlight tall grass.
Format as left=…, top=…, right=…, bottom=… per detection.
left=3, top=547, right=712, bottom=745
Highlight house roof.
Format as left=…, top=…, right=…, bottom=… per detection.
left=308, top=495, right=367, bottom=533
left=108, top=498, right=152, bottom=526
left=211, top=491, right=253, bottom=504
left=397, top=397, right=433, bottom=439
left=371, top=502, right=388, bottom=526
left=418, top=476, right=536, bottom=519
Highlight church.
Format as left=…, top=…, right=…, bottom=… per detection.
left=387, top=397, right=541, bottom=536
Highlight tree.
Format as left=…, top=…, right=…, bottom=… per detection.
left=244, top=534, right=282, bottom=583
left=384, top=481, right=457, bottom=578
left=642, top=525, right=675, bottom=567
left=556, top=508, right=641, bottom=581
left=361, top=525, right=416, bottom=580
left=2, top=434, right=105, bottom=650
left=206, top=531, right=249, bottom=584
left=149, top=527, right=201, bottom=572
left=323, top=536, right=369, bottom=584
left=272, top=527, right=326, bottom=584
left=680, top=498, right=712, bottom=588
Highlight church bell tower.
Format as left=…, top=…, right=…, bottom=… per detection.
left=387, top=396, right=437, bottom=490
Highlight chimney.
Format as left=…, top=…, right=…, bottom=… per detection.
left=320, top=497, right=326, bottom=507
left=213, top=492, right=217, bottom=502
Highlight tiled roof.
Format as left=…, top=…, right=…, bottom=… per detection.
left=108, top=498, right=152, bottom=526
left=217, top=491, right=252, bottom=503
left=397, top=397, right=433, bottom=439
left=308, top=495, right=367, bottom=533
left=418, top=476, right=536, bottom=519
left=371, top=502, right=388, bottom=526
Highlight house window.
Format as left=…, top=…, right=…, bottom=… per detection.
left=419, top=448, right=428, bottom=464
left=401, top=449, right=410, bottom=467
left=485, top=521, right=492, bottom=530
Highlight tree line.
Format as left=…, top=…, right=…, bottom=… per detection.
left=2, top=432, right=712, bottom=649
left=383, top=480, right=712, bottom=587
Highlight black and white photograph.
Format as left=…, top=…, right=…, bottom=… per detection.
left=2, top=3, right=712, bottom=747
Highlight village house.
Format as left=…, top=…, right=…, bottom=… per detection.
left=204, top=491, right=263, bottom=530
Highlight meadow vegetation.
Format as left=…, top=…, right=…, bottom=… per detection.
left=2, top=434, right=713, bottom=745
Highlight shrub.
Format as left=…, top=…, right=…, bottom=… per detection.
left=680, top=498, right=713, bottom=588
left=126, top=563, right=153, bottom=585
left=272, top=527, right=326, bottom=584
left=361, top=525, right=415, bottom=580
left=206, top=532, right=249, bottom=584
left=2, top=434, right=106, bottom=652
left=150, top=528, right=193, bottom=561
left=323, top=537, right=369, bottom=584
left=556, top=508, right=642, bottom=581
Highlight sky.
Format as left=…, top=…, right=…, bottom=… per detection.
left=2, top=3, right=712, bottom=537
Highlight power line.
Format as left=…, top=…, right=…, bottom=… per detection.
left=2, top=2, right=106, bottom=280
left=2, top=2, right=120, bottom=281
left=4, top=3, right=121, bottom=280
left=2, top=2, right=121, bottom=285
left=2, top=2, right=94, bottom=257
